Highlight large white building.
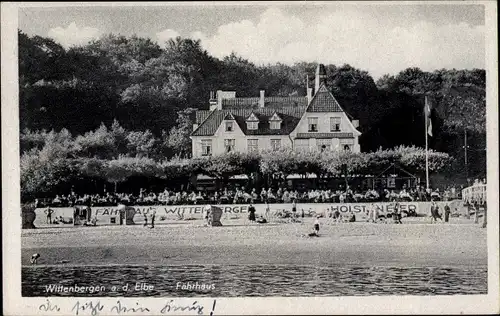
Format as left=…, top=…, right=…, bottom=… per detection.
left=191, top=64, right=361, bottom=158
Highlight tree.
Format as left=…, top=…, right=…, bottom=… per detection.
left=166, top=108, right=195, bottom=158
left=238, top=151, right=261, bottom=182
left=260, top=148, right=298, bottom=186
left=77, top=158, right=105, bottom=179
left=203, top=153, right=246, bottom=185
left=321, top=150, right=368, bottom=187
left=74, top=124, right=117, bottom=159
left=18, top=31, right=67, bottom=85
left=437, top=83, right=486, bottom=134
left=110, top=120, right=129, bottom=156
left=396, top=146, right=452, bottom=173
left=127, top=130, right=157, bottom=158
left=103, top=158, right=134, bottom=192
left=20, top=131, right=76, bottom=199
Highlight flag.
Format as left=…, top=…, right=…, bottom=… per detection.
left=424, top=96, right=433, bottom=137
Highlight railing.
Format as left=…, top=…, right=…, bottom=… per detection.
left=462, top=183, right=486, bottom=205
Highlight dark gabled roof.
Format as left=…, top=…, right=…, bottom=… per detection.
left=222, top=97, right=260, bottom=108
left=192, top=106, right=306, bottom=136
left=196, top=110, right=211, bottom=124
left=306, top=83, right=343, bottom=112
left=221, top=96, right=308, bottom=109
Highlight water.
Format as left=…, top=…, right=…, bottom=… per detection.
left=22, top=265, right=487, bottom=297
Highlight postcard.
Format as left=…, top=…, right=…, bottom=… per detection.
left=2, top=1, right=499, bottom=315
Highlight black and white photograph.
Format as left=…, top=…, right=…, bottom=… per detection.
left=2, top=1, right=499, bottom=315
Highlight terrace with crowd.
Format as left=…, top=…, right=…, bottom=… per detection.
left=36, top=184, right=465, bottom=208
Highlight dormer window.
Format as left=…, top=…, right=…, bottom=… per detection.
left=225, top=121, right=234, bottom=132
left=270, top=121, right=281, bottom=130
left=269, top=112, right=282, bottom=130
left=247, top=121, right=258, bottom=130
left=246, top=113, right=259, bottom=130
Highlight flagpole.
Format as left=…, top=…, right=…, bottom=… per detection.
left=425, top=95, right=430, bottom=190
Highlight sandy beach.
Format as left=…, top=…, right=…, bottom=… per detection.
left=22, top=216, right=487, bottom=268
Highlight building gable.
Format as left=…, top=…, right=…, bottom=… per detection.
left=306, top=83, right=343, bottom=112
left=269, top=112, right=282, bottom=121
left=246, top=112, right=259, bottom=122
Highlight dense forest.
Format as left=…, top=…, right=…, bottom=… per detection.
left=18, top=30, right=486, bottom=198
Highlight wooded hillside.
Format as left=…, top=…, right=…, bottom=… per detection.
left=19, top=31, right=486, bottom=187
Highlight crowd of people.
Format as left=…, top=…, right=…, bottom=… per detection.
left=36, top=184, right=463, bottom=208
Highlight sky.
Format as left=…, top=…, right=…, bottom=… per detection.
left=18, top=3, right=485, bottom=79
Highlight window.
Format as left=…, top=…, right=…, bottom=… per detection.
left=270, top=121, right=281, bottom=130
left=340, top=138, right=354, bottom=151
left=201, top=139, right=212, bottom=156
left=271, top=139, right=281, bottom=151
left=269, top=112, right=282, bottom=130
left=330, top=117, right=341, bottom=132
left=295, top=139, right=309, bottom=152
left=317, top=139, right=331, bottom=151
left=247, top=121, right=258, bottom=130
left=308, top=117, right=318, bottom=132
left=225, top=121, right=234, bottom=132
left=247, top=139, right=258, bottom=152
left=224, top=139, right=235, bottom=152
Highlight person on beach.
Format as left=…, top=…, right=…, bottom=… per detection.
left=367, top=203, right=374, bottom=223
left=393, top=202, right=402, bottom=224
left=325, top=207, right=332, bottom=225
left=143, top=211, right=148, bottom=227
left=444, top=202, right=451, bottom=223
left=300, top=208, right=305, bottom=224
left=248, top=204, right=256, bottom=223
left=256, top=215, right=267, bottom=224
left=265, top=202, right=271, bottom=220
left=334, top=208, right=341, bottom=224
left=44, top=207, right=54, bottom=224
left=307, top=228, right=319, bottom=237
left=430, top=201, right=442, bottom=223
left=291, top=200, right=297, bottom=219
left=150, top=209, right=156, bottom=228
left=314, top=215, right=320, bottom=235
left=30, top=253, right=40, bottom=264
left=372, top=203, right=379, bottom=223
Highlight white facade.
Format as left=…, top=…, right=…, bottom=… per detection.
left=191, top=110, right=360, bottom=157
left=290, top=111, right=361, bottom=152
left=191, top=64, right=362, bottom=157
left=192, top=118, right=293, bottom=157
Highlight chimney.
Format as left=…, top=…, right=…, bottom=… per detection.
left=259, top=90, right=265, bottom=108
left=209, top=91, right=218, bottom=111
left=216, top=90, right=223, bottom=110
left=315, top=64, right=327, bottom=93
left=307, top=88, right=313, bottom=104
left=352, top=120, right=359, bottom=128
